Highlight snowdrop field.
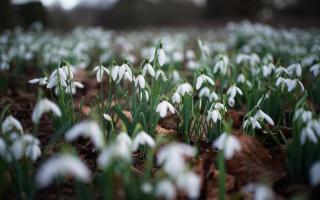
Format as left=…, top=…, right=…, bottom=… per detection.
left=0, top=21, right=320, bottom=199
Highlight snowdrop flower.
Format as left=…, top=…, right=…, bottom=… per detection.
left=236, top=54, right=250, bottom=65
left=65, top=121, right=104, bottom=149
left=142, top=62, right=155, bottom=77
left=249, top=53, right=260, bottom=67
left=65, top=81, right=84, bottom=94
left=262, top=63, right=275, bottom=77
left=132, top=131, right=155, bottom=151
left=10, top=137, right=25, bottom=160
left=28, top=77, right=48, bottom=86
left=97, top=140, right=132, bottom=168
left=275, top=67, right=289, bottom=77
left=93, top=65, right=110, bottom=82
left=24, top=134, right=41, bottom=161
left=158, top=47, right=166, bottom=66
left=243, top=117, right=262, bottom=129
left=157, top=143, right=196, bottom=177
left=214, top=102, right=227, bottom=112
left=141, top=182, right=153, bottom=194
left=243, top=183, right=274, bottom=200
left=300, top=124, right=318, bottom=145
left=155, top=179, right=176, bottom=200
left=213, top=55, right=228, bottom=75
left=213, top=132, right=241, bottom=159
left=287, top=63, right=302, bottom=77
left=116, top=132, right=132, bottom=147
left=207, top=109, right=221, bottom=123
left=103, top=114, right=112, bottom=122
left=119, top=63, right=133, bottom=82
left=199, top=87, right=210, bottom=98
left=176, top=171, right=201, bottom=199
left=155, top=69, right=167, bottom=81
left=135, top=74, right=146, bottom=89
left=47, top=67, right=68, bottom=89
left=310, top=63, right=320, bottom=77
left=227, top=85, right=243, bottom=99
left=285, top=79, right=304, bottom=92
left=176, top=83, right=193, bottom=96
left=186, top=49, right=195, bottom=60
left=254, top=109, right=274, bottom=126
left=172, top=92, right=181, bottom=104
left=209, top=92, right=219, bottom=102
left=171, top=70, right=181, bottom=83
left=237, top=74, right=246, bottom=83
left=293, top=108, right=312, bottom=123
left=32, top=99, right=62, bottom=124
left=36, top=154, right=91, bottom=188
left=111, top=65, right=121, bottom=82
left=2, top=115, right=23, bottom=134
left=310, top=161, right=320, bottom=186
left=196, top=74, right=215, bottom=90
left=156, top=100, right=175, bottom=118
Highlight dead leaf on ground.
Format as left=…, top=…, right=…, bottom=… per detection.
left=226, top=134, right=286, bottom=185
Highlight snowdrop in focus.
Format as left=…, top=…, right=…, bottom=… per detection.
left=2, top=116, right=23, bottom=134
left=93, top=65, right=110, bottom=82
left=156, top=100, right=175, bottom=118
left=195, top=74, right=215, bottom=90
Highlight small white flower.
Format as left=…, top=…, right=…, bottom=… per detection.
left=119, top=63, right=133, bottom=82
left=158, top=48, right=166, bottom=66
left=176, top=83, right=193, bottom=96
left=285, top=79, right=304, bottom=92
left=254, top=110, right=274, bottom=126
left=93, top=65, right=110, bottom=82
left=47, top=68, right=68, bottom=89
left=97, top=141, right=131, bottom=168
left=243, top=117, right=262, bottom=129
left=214, top=102, right=227, bottom=112
left=111, top=65, right=121, bottom=82
left=32, top=99, right=62, bottom=124
left=65, top=121, right=105, bottom=149
left=132, top=131, right=155, bottom=151
left=2, top=115, right=23, bottom=134
left=207, top=110, right=221, bottom=123
left=209, top=92, right=219, bottom=102
left=24, top=134, right=41, bottom=161
left=228, top=97, right=235, bottom=107
left=135, top=74, right=146, bottom=89
left=156, top=101, right=175, bottom=118
left=213, top=132, right=241, bottom=159
left=310, top=161, right=320, bottom=186
left=199, top=87, right=210, bottom=98
left=237, top=74, right=246, bottom=83
left=103, top=114, right=112, bottom=122
left=65, top=81, right=84, bottom=95
left=142, top=63, right=155, bottom=77
left=155, top=69, right=167, bottom=81
left=36, top=154, right=91, bottom=188
left=28, top=77, right=48, bottom=86
left=262, top=63, right=275, bottom=77
left=176, top=171, right=201, bottom=199
left=196, top=74, right=215, bottom=90
left=213, top=55, right=228, bottom=75
left=141, top=182, right=153, bottom=194
left=171, top=70, right=181, bottom=83
left=116, top=132, right=132, bottom=147
left=287, top=63, right=302, bottom=77
left=172, top=92, right=181, bottom=104
left=155, top=179, right=176, bottom=200
left=310, top=63, right=320, bottom=77
left=275, top=67, right=289, bottom=77
left=293, top=108, right=312, bottom=123
left=300, top=123, right=318, bottom=145
left=227, top=85, right=243, bottom=99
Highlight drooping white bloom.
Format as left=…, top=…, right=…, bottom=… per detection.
left=28, top=77, right=48, bottom=86
left=97, top=140, right=132, bottom=168
left=213, top=55, right=228, bottom=75
left=47, top=67, right=68, bottom=89
left=300, top=124, right=318, bottom=145
left=176, top=83, right=193, bottom=96
left=103, top=114, right=112, bottom=122
left=32, top=99, right=62, bottom=124
left=2, top=116, right=23, bottom=134
left=242, top=183, right=274, bottom=200
left=156, top=100, right=175, bottom=118
left=237, top=74, right=246, bottom=83
left=227, top=85, right=243, bottom=99
left=158, top=48, right=166, bottom=66
left=172, top=92, right=181, bottom=104
left=142, top=63, right=155, bottom=77
left=310, top=63, right=320, bottom=77
left=116, top=132, right=132, bottom=147
left=254, top=110, right=274, bottom=126
left=119, top=63, right=133, bottom=82
left=171, top=70, right=181, bottom=83
left=310, top=161, right=320, bottom=186
left=157, top=143, right=196, bottom=177
left=36, top=154, right=91, bottom=188
left=285, top=79, right=304, bottom=92
left=111, top=65, right=121, bottom=82
left=207, top=109, right=221, bottom=123
left=65, top=121, right=104, bottom=149
left=287, top=63, right=302, bottom=77
left=155, top=69, right=167, bottom=81
left=141, top=182, right=153, bottom=194
left=293, top=108, right=312, bottom=123
left=213, top=132, right=241, bottom=159
left=24, top=134, right=41, bottom=161
left=214, top=102, right=227, bottom=112
left=195, top=74, right=215, bottom=90
left=65, top=81, right=84, bottom=94
left=93, top=65, right=110, bottom=82
left=262, top=63, right=275, bottom=77
left=199, top=87, right=210, bottom=98
left=155, top=179, right=176, bottom=200
left=209, top=92, right=219, bottom=102
left=176, top=171, right=201, bottom=199
left=134, top=74, right=146, bottom=89
left=243, top=117, right=262, bottom=129
left=132, top=131, right=155, bottom=151
left=275, top=67, right=289, bottom=77
left=10, top=137, right=25, bottom=160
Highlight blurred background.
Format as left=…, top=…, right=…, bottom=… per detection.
left=1, top=0, right=320, bottom=31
